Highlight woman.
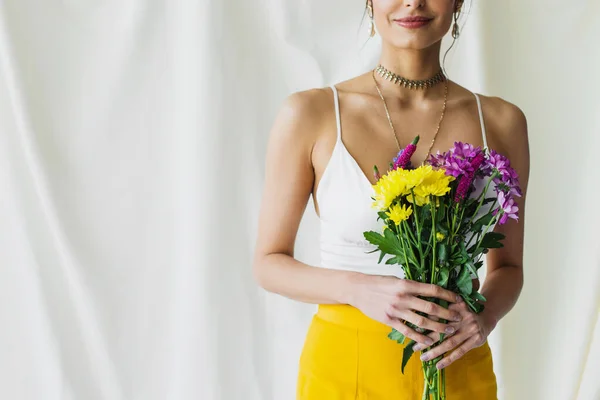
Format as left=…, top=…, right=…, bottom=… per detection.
left=253, top=0, right=529, bottom=398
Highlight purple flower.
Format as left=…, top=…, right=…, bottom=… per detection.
left=452, top=142, right=479, bottom=159
left=487, top=150, right=518, bottom=180
left=428, top=142, right=486, bottom=179
left=393, top=136, right=419, bottom=170
left=486, top=150, right=522, bottom=197
left=494, top=191, right=519, bottom=225
left=392, top=149, right=404, bottom=168
left=444, top=157, right=474, bottom=177
left=453, top=152, right=486, bottom=202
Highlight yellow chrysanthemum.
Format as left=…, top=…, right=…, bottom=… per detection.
left=405, top=165, right=433, bottom=190
left=372, top=169, right=410, bottom=210
left=413, top=168, right=455, bottom=198
left=436, top=232, right=445, bottom=241
left=407, top=193, right=430, bottom=206
left=386, top=203, right=413, bottom=225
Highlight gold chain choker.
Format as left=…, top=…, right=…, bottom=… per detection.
left=374, top=64, right=446, bottom=90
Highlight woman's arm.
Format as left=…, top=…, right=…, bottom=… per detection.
left=416, top=98, right=530, bottom=367
left=252, top=89, right=355, bottom=305
left=253, top=89, right=461, bottom=345
left=478, top=101, right=529, bottom=330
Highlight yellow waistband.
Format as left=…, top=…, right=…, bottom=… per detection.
left=316, top=304, right=391, bottom=333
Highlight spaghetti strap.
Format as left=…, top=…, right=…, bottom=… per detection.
left=330, top=85, right=342, bottom=142
left=473, top=93, right=488, bottom=149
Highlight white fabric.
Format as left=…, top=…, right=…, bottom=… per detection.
left=0, top=1, right=598, bottom=400
left=317, top=85, right=395, bottom=277
left=473, top=93, right=488, bottom=149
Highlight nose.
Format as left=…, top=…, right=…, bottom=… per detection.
left=404, top=0, right=425, bottom=7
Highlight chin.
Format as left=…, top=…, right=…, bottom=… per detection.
left=387, top=37, right=441, bottom=51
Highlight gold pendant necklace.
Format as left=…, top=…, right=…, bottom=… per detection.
left=372, top=69, right=448, bottom=164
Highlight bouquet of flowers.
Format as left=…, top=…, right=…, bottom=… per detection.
left=363, top=136, right=521, bottom=400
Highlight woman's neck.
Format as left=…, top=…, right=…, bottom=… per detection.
left=379, top=42, right=442, bottom=80
left=376, top=42, right=445, bottom=101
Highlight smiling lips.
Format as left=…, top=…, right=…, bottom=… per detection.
left=394, top=16, right=433, bottom=29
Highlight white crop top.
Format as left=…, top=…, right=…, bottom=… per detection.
left=315, top=85, right=493, bottom=278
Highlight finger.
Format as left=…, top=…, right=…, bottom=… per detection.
left=419, top=331, right=469, bottom=362
left=449, top=301, right=471, bottom=314
left=436, top=336, right=479, bottom=369
left=403, top=281, right=461, bottom=304
left=399, top=310, right=457, bottom=335
left=412, top=329, right=457, bottom=352
left=386, top=317, right=435, bottom=347
left=410, top=297, right=462, bottom=322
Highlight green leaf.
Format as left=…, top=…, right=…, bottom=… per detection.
left=456, top=267, right=473, bottom=295
left=438, top=268, right=450, bottom=287
left=480, top=232, right=506, bottom=249
left=388, top=328, right=405, bottom=342
left=363, top=230, right=404, bottom=256
left=386, top=256, right=404, bottom=265
left=465, top=261, right=477, bottom=276
left=401, top=339, right=416, bottom=374
left=383, top=228, right=405, bottom=254
left=471, top=213, right=494, bottom=232
left=388, top=328, right=404, bottom=341
left=364, top=231, right=384, bottom=244
left=438, top=243, right=448, bottom=263
left=437, top=200, right=447, bottom=221
left=472, top=292, right=487, bottom=302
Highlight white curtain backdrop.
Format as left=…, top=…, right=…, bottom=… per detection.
left=1, top=1, right=598, bottom=399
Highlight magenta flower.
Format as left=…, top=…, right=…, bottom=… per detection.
left=393, top=136, right=420, bottom=170
left=429, top=142, right=486, bottom=179
left=494, top=191, right=519, bottom=224
left=485, top=149, right=522, bottom=198
left=452, top=142, right=479, bottom=159
left=454, top=174, right=472, bottom=202
left=487, top=150, right=518, bottom=180
left=454, top=152, right=486, bottom=202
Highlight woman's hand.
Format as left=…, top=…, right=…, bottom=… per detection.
left=348, top=275, right=463, bottom=347
left=413, top=300, right=497, bottom=369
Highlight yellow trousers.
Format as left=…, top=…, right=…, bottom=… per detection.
left=297, top=305, right=497, bottom=399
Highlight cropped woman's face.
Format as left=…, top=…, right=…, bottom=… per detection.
left=371, top=0, right=461, bottom=50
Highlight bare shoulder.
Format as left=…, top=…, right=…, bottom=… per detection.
left=266, top=86, right=335, bottom=169
left=477, top=94, right=528, bottom=148
left=273, top=87, right=334, bottom=139
left=478, top=94, right=530, bottom=189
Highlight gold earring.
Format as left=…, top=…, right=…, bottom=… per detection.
left=451, top=12, right=460, bottom=39
left=367, top=3, right=375, bottom=37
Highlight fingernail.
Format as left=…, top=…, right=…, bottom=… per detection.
left=421, top=353, right=430, bottom=361
left=426, top=338, right=434, bottom=346
left=456, top=295, right=463, bottom=302
left=413, top=344, right=422, bottom=351
left=445, top=326, right=455, bottom=334
left=437, top=362, right=446, bottom=370
left=453, top=315, right=462, bottom=322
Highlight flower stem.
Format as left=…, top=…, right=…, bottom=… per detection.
left=410, top=190, right=425, bottom=272
left=430, top=198, right=437, bottom=285
left=471, top=212, right=500, bottom=255
left=468, top=172, right=497, bottom=225
left=398, top=233, right=413, bottom=280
